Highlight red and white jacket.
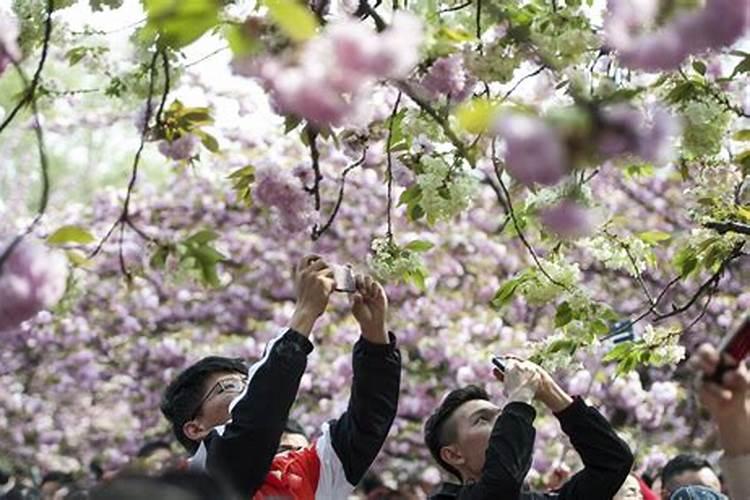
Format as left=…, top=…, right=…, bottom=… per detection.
left=188, top=329, right=401, bottom=499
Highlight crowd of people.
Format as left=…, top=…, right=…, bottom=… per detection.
left=1, top=255, right=748, bottom=500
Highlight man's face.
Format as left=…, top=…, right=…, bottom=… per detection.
left=614, top=475, right=643, bottom=500
left=442, top=399, right=501, bottom=481
left=278, top=432, right=309, bottom=453
left=184, top=371, right=247, bottom=442
left=662, top=468, right=722, bottom=499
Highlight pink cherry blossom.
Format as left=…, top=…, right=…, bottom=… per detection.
left=0, top=14, right=21, bottom=76
left=539, top=200, right=593, bottom=239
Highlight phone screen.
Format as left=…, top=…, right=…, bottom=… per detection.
left=492, top=356, right=506, bottom=373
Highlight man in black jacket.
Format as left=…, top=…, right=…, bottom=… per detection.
left=161, top=255, right=401, bottom=498
left=424, top=358, right=633, bottom=499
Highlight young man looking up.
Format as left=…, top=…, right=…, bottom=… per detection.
left=424, top=358, right=634, bottom=499
left=161, top=255, right=401, bottom=499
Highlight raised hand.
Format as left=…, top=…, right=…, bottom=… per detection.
left=289, top=255, right=335, bottom=337
left=351, top=274, right=389, bottom=345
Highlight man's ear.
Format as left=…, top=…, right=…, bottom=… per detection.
left=440, top=444, right=465, bottom=470
left=183, top=419, right=211, bottom=442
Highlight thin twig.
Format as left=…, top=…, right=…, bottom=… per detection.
left=154, top=48, right=170, bottom=127
left=184, top=46, right=230, bottom=68
left=0, top=0, right=53, bottom=136
left=614, top=235, right=655, bottom=307
left=305, top=127, right=322, bottom=211
left=704, top=221, right=750, bottom=235
left=89, top=51, right=165, bottom=279
left=357, top=0, right=387, bottom=32
left=0, top=63, right=51, bottom=273
left=437, top=0, right=472, bottom=14
left=501, top=65, right=547, bottom=102
left=311, top=149, right=368, bottom=240
left=385, top=92, right=402, bottom=241
left=491, top=148, right=570, bottom=290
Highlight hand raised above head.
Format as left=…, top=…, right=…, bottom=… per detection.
left=351, top=274, right=389, bottom=345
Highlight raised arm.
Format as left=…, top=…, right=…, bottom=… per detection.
left=204, top=255, right=335, bottom=496
left=319, top=275, right=402, bottom=496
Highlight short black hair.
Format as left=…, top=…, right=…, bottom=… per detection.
left=41, top=471, right=74, bottom=486
left=161, top=356, right=247, bottom=453
left=284, top=418, right=307, bottom=438
left=661, top=454, right=715, bottom=490
left=136, top=440, right=173, bottom=459
left=424, top=385, right=489, bottom=481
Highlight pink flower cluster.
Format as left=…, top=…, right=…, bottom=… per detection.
left=605, top=0, right=749, bottom=71
left=0, top=239, right=68, bottom=332
left=0, top=15, right=21, bottom=76
left=493, top=113, right=569, bottom=187
left=420, top=54, right=475, bottom=102
left=597, top=104, right=680, bottom=165
left=539, top=200, right=593, bottom=239
left=234, top=13, right=423, bottom=126
left=158, top=134, right=198, bottom=161
left=252, top=163, right=315, bottom=233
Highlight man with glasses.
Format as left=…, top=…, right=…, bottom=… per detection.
left=160, top=255, right=401, bottom=499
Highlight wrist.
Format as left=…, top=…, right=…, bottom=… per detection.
left=716, top=411, right=750, bottom=456
left=540, top=382, right=574, bottom=413
left=290, top=307, right=320, bottom=337
left=360, top=324, right=388, bottom=344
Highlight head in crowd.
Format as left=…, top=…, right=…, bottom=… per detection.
left=160, top=356, right=247, bottom=453
left=660, top=454, right=721, bottom=500
left=614, top=474, right=644, bottom=500
left=278, top=418, right=309, bottom=453
left=668, top=485, right=728, bottom=500
left=424, top=385, right=500, bottom=482
left=40, top=472, right=75, bottom=500
left=89, top=470, right=236, bottom=500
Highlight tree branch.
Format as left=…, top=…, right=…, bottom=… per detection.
left=304, top=127, right=323, bottom=211
left=501, top=65, right=546, bottom=102
left=386, top=92, right=402, bottom=241
left=704, top=221, right=750, bottom=235
left=491, top=146, right=571, bottom=290
left=0, top=0, right=53, bottom=135
left=89, top=50, right=165, bottom=280
left=437, top=0, right=472, bottom=14
left=311, top=149, right=368, bottom=240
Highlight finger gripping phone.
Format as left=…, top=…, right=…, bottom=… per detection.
left=492, top=356, right=506, bottom=373
left=710, top=315, right=750, bottom=383
left=332, top=264, right=356, bottom=293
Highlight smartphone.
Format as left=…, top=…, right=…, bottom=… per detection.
left=332, top=264, right=356, bottom=293
left=710, top=315, right=750, bottom=383
left=491, top=356, right=506, bottom=373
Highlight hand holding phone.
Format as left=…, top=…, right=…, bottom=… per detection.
left=709, top=316, right=750, bottom=384
left=492, top=356, right=506, bottom=373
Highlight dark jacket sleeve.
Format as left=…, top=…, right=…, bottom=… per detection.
left=205, top=329, right=313, bottom=496
left=327, top=332, right=402, bottom=486
left=553, top=397, right=634, bottom=500
left=457, top=402, right=537, bottom=500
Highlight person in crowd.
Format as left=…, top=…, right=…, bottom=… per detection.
left=692, top=342, right=750, bottom=500
left=89, top=470, right=237, bottom=500
left=39, top=472, right=74, bottom=500
left=658, top=455, right=721, bottom=499
left=160, top=255, right=401, bottom=498
left=614, top=474, right=644, bottom=500
left=0, top=466, right=39, bottom=500
left=277, top=418, right=309, bottom=454
left=423, top=358, right=634, bottom=499
left=667, top=485, right=727, bottom=500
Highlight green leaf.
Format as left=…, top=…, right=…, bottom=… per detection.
left=184, top=230, right=219, bottom=245
left=225, top=22, right=260, bottom=57
left=143, top=0, right=221, bottom=49
left=65, top=250, right=90, bottom=267
left=491, top=275, right=528, bottom=309
left=150, top=245, right=171, bottom=269
left=284, top=115, right=302, bottom=134
left=554, top=301, right=573, bottom=328
left=590, top=319, right=610, bottom=336
left=603, top=341, right=633, bottom=362
left=407, top=203, right=425, bottom=221
left=398, top=185, right=422, bottom=206
left=737, top=149, right=750, bottom=176
left=454, top=99, right=498, bottom=135
left=733, top=130, right=750, bottom=141
left=404, top=240, right=434, bottom=253
left=729, top=55, right=750, bottom=79
left=673, top=247, right=698, bottom=278
left=48, top=225, right=95, bottom=245
left=692, top=61, right=706, bottom=75
left=264, top=0, right=319, bottom=42
left=199, top=132, right=219, bottom=153
left=637, top=231, right=672, bottom=245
